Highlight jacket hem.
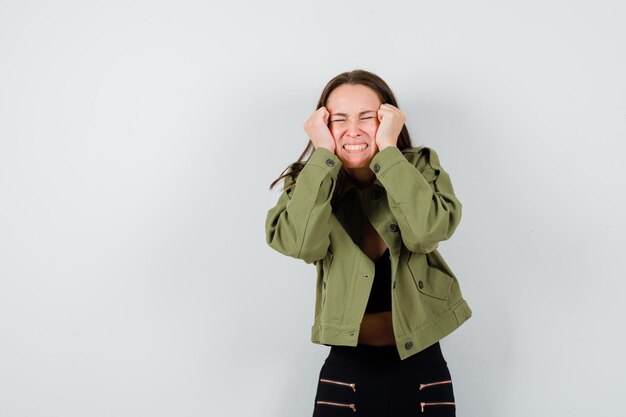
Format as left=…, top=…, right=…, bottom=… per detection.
left=394, top=299, right=472, bottom=360
left=310, top=299, right=472, bottom=360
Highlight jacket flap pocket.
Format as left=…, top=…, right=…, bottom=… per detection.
left=419, top=267, right=454, bottom=300
left=407, top=252, right=452, bottom=300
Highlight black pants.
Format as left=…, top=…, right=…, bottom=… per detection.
left=312, top=342, right=456, bottom=416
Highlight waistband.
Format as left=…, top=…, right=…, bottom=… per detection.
left=325, top=342, right=446, bottom=370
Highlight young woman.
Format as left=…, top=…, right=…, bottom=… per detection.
left=265, top=69, right=472, bottom=416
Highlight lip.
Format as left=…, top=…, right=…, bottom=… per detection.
left=342, top=142, right=369, bottom=153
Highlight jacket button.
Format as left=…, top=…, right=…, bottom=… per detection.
left=373, top=164, right=380, bottom=172
left=405, top=341, right=414, bottom=350
left=326, top=158, right=335, bottom=167
left=388, top=224, right=398, bottom=232
left=418, top=280, right=424, bottom=289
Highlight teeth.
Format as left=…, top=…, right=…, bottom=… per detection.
left=344, top=144, right=368, bottom=151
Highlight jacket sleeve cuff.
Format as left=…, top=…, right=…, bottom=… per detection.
left=307, top=146, right=342, bottom=171
left=290, top=146, right=342, bottom=204
left=369, top=145, right=406, bottom=175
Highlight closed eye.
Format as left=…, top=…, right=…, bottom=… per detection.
left=330, top=117, right=373, bottom=123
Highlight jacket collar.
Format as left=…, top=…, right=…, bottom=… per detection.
left=336, top=168, right=382, bottom=202
left=336, top=146, right=422, bottom=201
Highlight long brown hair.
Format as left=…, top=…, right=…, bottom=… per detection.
left=268, top=69, right=416, bottom=196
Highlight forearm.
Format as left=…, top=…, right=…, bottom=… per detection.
left=265, top=147, right=342, bottom=264
left=369, top=146, right=462, bottom=253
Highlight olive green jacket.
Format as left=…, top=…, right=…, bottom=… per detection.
left=265, top=145, right=472, bottom=360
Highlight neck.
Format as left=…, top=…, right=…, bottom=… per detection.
left=345, top=166, right=376, bottom=189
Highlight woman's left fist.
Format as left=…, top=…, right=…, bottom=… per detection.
left=375, top=103, right=406, bottom=150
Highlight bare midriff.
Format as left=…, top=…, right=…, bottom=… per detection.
left=358, top=216, right=396, bottom=346
left=358, top=311, right=395, bottom=345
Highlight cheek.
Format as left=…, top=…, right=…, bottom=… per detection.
left=330, top=126, right=344, bottom=141
left=366, top=122, right=379, bottom=136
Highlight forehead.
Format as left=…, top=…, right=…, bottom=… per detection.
left=326, top=84, right=381, bottom=113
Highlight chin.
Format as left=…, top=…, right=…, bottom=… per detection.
left=340, top=155, right=373, bottom=170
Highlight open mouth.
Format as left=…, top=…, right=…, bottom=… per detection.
left=343, top=143, right=369, bottom=153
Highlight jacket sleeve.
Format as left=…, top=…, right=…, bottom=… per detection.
left=369, top=145, right=462, bottom=254
left=265, top=146, right=342, bottom=264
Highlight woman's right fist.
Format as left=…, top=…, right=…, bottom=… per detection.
left=303, top=107, right=336, bottom=153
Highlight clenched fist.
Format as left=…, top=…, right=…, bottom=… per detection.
left=375, top=103, right=406, bottom=150
left=303, top=107, right=336, bottom=153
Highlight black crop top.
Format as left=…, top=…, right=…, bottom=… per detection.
left=364, top=247, right=392, bottom=313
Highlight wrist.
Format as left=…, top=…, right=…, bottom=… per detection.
left=378, top=142, right=397, bottom=151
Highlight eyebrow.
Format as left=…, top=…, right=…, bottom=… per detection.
left=330, top=110, right=377, bottom=117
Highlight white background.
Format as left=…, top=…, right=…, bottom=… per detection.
left=1, top=1, right=625, bottom=416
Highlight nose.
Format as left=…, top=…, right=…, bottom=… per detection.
left=347, top=118, right=361, bottom=137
